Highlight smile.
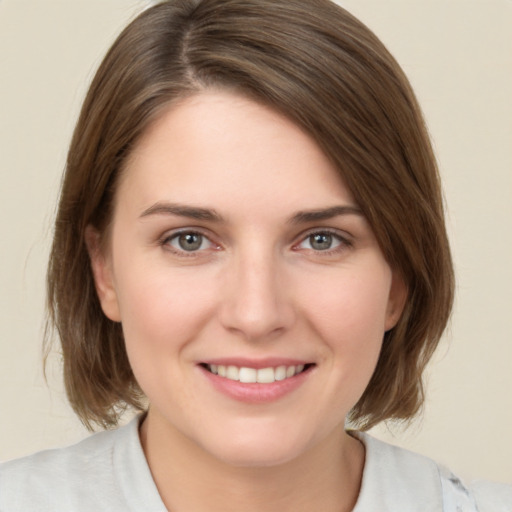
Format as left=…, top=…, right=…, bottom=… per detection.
left=204, top=364, right=309, bottom=383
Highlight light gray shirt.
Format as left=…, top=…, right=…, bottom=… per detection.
left=1, top=416, right=510, bottom=511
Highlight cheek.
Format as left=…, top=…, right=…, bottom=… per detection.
left=113, top=263, right=219, bottom=357
left=112, top=264, right=222, bottom=409
left=306, top=269, right=392, bottom=338
left=299, top=265, right=392, bottom=380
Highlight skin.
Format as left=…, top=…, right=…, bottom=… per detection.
left=87, top=91, right=406, bottom=512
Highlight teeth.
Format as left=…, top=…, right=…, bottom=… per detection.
left=256, top=367, right=275, bottom=383
left=226, top=365, right=239, bottom=380
left=207, top=364, right=307, bottom=383
left=239, top=367, right=257, bottom=383
left=274, top=366, right=287, bottom=381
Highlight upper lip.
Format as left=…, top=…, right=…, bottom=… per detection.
left=199, top=357, right=313, bottom=369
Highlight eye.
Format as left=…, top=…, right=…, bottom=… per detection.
left=165, top=231, right=215, bottom=253
left=308, top=233, right=338, bottom=251
left=296, top=231, right=348, bottom=252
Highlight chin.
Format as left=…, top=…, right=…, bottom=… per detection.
left=199, top=424, right=317, bottom=468
left=212, top=441, right=303, bottom=468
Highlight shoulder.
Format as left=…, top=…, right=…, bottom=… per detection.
left=470, top=479, right=512, bottom=512
left=0, top=416, right=155, bottom=512
left=351, top=431, right=512, bottom=512
left=437, top=464, right=512, bottom=512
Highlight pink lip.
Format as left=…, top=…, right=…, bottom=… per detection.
left=198, top=362, right=314, bottom=404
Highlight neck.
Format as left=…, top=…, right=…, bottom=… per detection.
left=139, top=411, right=365, bottom=512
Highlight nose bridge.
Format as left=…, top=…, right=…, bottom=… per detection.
left=220, top=240, right=293, bottom=340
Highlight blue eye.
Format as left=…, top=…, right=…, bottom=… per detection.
left=166, top=232, right=213, bottom=252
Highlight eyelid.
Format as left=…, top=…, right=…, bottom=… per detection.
left=292, top=227, right=353, bottom=252
left=160, top=228, right=221, bottom=255
left=158, top=226, right=353, bottom=256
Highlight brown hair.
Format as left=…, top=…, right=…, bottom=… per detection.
left=46, top=0, right=454, bottom=430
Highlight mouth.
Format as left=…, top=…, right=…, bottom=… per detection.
left=200, top=363, right=314, bottom=384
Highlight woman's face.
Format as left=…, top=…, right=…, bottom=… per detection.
left=90, top=91, right=405, bottom=467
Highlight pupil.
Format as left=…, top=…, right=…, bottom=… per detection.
left=179, top=233, right=202, bottom=251
left=311, top=233, right=332, bottom=250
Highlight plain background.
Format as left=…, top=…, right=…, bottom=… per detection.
left=0, top=0, right=511, bottom=483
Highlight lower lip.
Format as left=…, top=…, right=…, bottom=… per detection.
left=199, top=366, right=313, bottom=404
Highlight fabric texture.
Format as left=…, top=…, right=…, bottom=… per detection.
left=1, top=416, right=510, bottom=511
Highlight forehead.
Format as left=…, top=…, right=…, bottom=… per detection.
left=117, top=91, right=356, bottom=219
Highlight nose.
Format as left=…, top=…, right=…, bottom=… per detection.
left=218, top=248, right=295, bottom=342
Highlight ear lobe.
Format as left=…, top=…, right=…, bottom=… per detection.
left=384, top=272, right=408, bottom=331
left=84, top=225, right=121, bottom=322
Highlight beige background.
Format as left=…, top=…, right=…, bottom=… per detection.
left=1, top=0, right=511, bottom=483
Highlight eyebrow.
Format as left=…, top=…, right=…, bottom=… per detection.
left=289, top=205, right=363, bottom=224
left=139, top=202, right=363, bottom=224
left=139, top=202, right=224, bottom=222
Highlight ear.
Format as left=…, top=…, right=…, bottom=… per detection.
left=384, top=271, right=408, bottom=331
left=84, top=225, right=121, bottom=322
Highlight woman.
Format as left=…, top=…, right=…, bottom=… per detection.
left=1, top=1, right=510, bottom=510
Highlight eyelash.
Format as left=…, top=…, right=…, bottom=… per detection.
left=159, top=228, right=352, bottom=257
left=293, top=229, right=352, bottom=256
left=160, top=229, right=218, bottom=257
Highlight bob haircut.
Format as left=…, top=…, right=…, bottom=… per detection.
left=46, top=0, right=454, bottom=430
